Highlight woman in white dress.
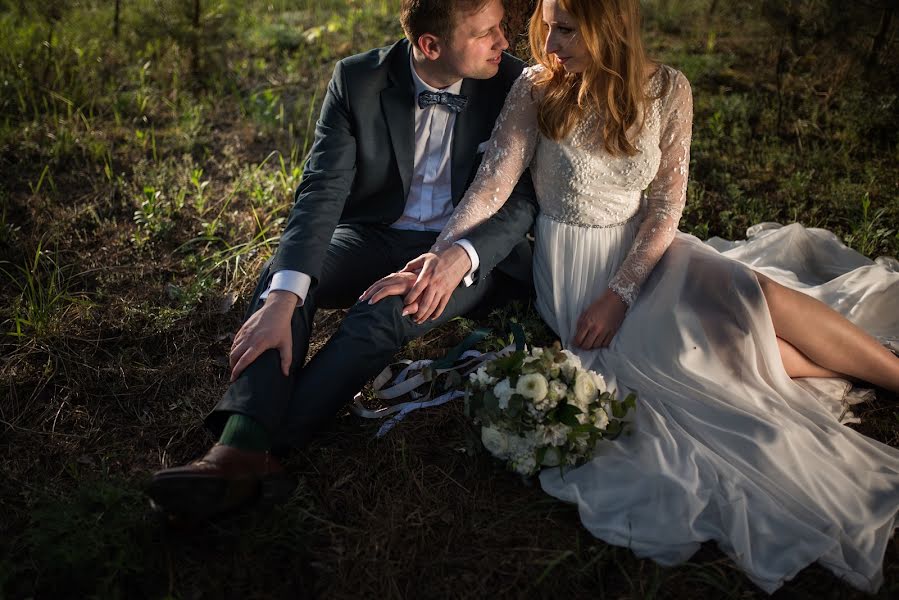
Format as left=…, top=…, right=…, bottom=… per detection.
left=362, top=0, right=899, bottom=592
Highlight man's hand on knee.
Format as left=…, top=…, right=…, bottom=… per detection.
left=229, top=290, right=298, bottom=381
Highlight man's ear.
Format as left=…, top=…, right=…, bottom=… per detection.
left=416, top=33, right=443, bottom=60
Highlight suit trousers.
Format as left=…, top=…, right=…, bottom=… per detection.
left=205, top=223, right=528, bottom=449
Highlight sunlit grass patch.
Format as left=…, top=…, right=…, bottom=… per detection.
left=0, top=239, right=91, bottom=340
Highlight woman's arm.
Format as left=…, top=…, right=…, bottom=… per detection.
left=361, top=67, right=543, bottom=322
left=430, top=66, right=542, bottom=252
left=574, top=69, right=693, bottom=349
left=608, top=69, right=693, bottom=306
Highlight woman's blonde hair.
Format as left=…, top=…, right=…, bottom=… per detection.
left=529, top=0, right=660, bottom=156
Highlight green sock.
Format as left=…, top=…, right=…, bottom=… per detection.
left=219, top=413, right=271, bottom=452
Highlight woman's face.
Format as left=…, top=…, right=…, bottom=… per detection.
left=541, top=0, right=589, bottom=73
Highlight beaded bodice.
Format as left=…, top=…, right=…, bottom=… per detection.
left=433, top=64, right=693, bottom=306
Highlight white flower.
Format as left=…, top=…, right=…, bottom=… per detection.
left=530, top=346, right=544, bottom=358
left=508, top=432, right=538, bottom=456
left=573, top=371, right=598, bottom=406
left=538, top=423, right=571, bottom=446
left=589, top=370, right=607, bottom=394
left=469, top=366, right=498, bottom=388
left=512, top=453, right=537, bottom=476
left=561, top=349, right=582, bottom=369
left=516, top=373, right=549, bottom=402
left=527, top=404, right=545, bottom=420
left=493, top=378, right=514, bottom=410
left=592, top=406, right=610, bottom=430
left=541, top=446, right=561, bottom=467
left=481, top=426, right=510, bottom=458
left=560, top=350, right=583, bottom=380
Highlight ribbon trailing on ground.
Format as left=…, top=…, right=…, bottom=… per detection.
left=349, top=327, right=523, bottom=438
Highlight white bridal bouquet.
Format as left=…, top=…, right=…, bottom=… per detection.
left=465, top=342, right=635, bottom=476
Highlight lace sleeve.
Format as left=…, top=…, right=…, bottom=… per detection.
left=608, top=69, right=693, bottom=306
left=431, top=67, right=541, bottom=253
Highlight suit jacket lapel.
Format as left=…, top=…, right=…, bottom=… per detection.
left=451, top=77, right=484, bottom=205
left=381, top=43, right=415, bottom=202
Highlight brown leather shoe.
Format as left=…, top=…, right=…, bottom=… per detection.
left=146, top=444, right=295, bottom=518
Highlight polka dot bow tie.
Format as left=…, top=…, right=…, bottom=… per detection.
left=417, top=90, right=469, bottom=113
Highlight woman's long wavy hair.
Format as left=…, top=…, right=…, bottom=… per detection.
left=529, top=0, right=659, bottom=156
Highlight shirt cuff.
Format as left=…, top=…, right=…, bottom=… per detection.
left=260, top=270, right=311, bottom=307
left=454, top=239, right=480, bottom=287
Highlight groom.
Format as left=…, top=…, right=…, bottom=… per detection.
left=147, top=0, right=538, bottom=517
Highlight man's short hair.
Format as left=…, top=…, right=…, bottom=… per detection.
left=400, top=0, right=494, bottom=46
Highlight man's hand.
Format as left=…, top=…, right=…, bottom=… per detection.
left=359, top=245, right=472, bottom=323
left=572, top=289, right=628, bottom=350
left=229, top=290, right=298, bottom=381
left=359, top=271, right=419, bottom=309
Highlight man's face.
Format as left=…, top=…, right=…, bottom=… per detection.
left=439, top=0, right=509, bottom=80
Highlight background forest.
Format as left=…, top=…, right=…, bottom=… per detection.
left=1, top=0, right=897, bottom=598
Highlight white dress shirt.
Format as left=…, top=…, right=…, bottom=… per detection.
left=263, top=51, right=480, bottom=305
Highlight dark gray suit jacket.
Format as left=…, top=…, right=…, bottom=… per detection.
left=271, top=39, right=537, bottom=288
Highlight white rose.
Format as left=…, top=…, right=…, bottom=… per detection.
left=589, top=370, right=607, bottom=394
left=559, top=349, right=583, bottom=379
left=481, top=426, right=510, bottom=458
left=573, top=371, right=598, bottom=406
left=561, top=349, right=582, bottom=369
left=493, top=378, right=514, bottom=410
left=593, top=406, right=610, bottom=430
left=516, top=373, right=549, bottom=402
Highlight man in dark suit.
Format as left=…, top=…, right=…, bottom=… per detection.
left=147, top=0, right=537, bottom=517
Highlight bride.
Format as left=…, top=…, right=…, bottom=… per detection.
left=361, top=0, right=899, bottom=592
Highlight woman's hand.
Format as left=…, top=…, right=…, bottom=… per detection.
left=572, top=288, right=628, bottom=350
left=359, top=245, right=472, bottom=323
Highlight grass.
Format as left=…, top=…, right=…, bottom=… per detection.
left=1, top=0, right=897, bottom=598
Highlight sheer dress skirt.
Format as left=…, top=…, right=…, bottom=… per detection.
left=533, top=213, right=899, bottom=593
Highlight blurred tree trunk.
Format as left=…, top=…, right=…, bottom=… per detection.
left=114, top=0, right=120, bottom=38
left=866, top=4, right=894, bottom=71
left=191, top=0, right=201, bottom=79
left=503, top=0, right=537, bottom=57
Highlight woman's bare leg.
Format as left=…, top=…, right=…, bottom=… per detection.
left=777, top=337, right=846, bottom=379
left=758, top=273, right=899, bottom=392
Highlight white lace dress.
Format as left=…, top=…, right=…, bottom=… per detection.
left=433, top=65, right=899, bottom=593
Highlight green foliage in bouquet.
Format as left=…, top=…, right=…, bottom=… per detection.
left=464, top=342, right=636, bottom=476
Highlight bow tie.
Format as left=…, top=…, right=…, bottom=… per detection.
left=417, top=90, right=468, bottom=113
